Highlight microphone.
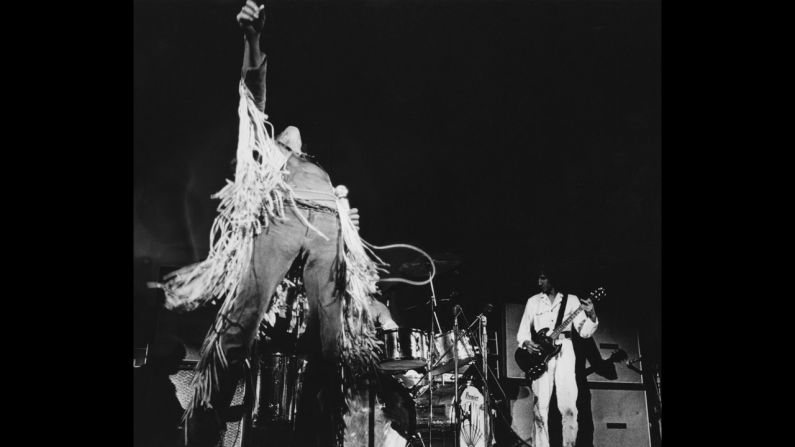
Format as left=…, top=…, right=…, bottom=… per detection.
left=465, top=303, right=494, bottom=330
left=474, top=303, right=494, bottom=318
left=453, top=304, right=463, bottom=317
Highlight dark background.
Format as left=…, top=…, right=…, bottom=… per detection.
left=134, top=0, right=659, bottom=424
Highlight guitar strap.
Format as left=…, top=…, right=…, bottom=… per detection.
left=554, top=293, right=569, bottom=329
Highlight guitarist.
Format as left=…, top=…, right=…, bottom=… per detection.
left=516, top=268, right=599, bottom=447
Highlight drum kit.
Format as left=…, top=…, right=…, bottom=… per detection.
left=247, top=254, right=497, bottom=447
left=380, top=325, right=494, bottom=447
left=374, top=255, right=496, bottom=447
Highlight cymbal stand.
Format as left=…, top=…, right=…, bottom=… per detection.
left=425, top=277, right=442, bottom=447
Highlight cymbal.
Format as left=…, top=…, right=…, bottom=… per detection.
left=397, top=254, right=462, bottom=277
left=400, top=298, right=454, bottom=312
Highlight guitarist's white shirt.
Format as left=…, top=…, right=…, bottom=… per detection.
left=516, top=293, right=599, bottom=347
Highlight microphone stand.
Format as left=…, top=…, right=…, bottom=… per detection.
left=459, top=310, right=493, bottom=446
left=458, top=310, right=493, bottom=447
left=480, top=314, right=490, bottom=447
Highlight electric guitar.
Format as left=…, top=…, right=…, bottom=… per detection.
left=514, top=287, right=606, bottom=381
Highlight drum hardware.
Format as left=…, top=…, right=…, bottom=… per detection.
left=425, top=264, right=441, bottom=447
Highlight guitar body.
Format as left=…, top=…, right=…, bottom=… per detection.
left=514, top=328, right=562, bottom=381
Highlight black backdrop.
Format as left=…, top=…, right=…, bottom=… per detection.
left=134, top=0, right=659, bottom=369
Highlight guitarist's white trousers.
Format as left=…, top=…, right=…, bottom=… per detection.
left=532, top=339, right=578, bottom=447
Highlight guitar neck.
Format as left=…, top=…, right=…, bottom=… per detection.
left=546, top=288, right=602, bottom=340
left=549, top=304, right=584, bottom=339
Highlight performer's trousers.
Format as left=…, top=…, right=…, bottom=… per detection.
left=532, top=340, right=578, bottom=447
left=187, top=204, right=344, bottom=446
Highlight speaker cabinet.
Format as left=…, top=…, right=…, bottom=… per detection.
left=501, top=303, right=526, bottom=379
left=584, top=306, right=643, bottom=385
left=590, top=389, right=651, bottom=447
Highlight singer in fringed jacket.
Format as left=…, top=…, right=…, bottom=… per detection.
left=153, top=3, right=384, bottom=445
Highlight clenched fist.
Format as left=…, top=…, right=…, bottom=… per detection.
left=237, top=0, right=266, bottom=38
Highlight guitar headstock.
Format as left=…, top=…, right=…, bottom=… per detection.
left=588, top=287, right=607, bottom=303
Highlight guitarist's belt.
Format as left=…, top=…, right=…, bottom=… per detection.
left=556, top=332, right=572, bottom=339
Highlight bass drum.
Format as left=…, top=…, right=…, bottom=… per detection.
left=414, top=382, right=494, bottom=447
left=458, top=384, right=492, bottom=447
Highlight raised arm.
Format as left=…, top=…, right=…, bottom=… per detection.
left=237, top=1, right=268, bottom=112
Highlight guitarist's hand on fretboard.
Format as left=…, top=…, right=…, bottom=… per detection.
left=581, top=297, right=597, bottom=321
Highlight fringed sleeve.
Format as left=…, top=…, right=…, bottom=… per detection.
left=154, top=82, right=293, bottom=313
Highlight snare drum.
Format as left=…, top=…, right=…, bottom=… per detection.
left=379, top=328, right=430, bottom=371
left=431, top=329, right=479, bottom=375
left=251, top=353, right=308, bottom=429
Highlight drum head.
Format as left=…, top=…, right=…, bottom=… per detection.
left=430, top=330, right=478, bottom=375
left=459, top=385, right=489, bottom=447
